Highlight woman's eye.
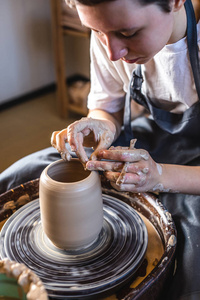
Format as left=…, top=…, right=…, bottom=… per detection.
left=121, top=32, right=136, bottom=39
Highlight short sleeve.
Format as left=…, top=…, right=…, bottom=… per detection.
left=87, top=32, right=135, bottom=113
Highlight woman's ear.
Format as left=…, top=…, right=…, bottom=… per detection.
left=173, top=0, right=186, bottom=12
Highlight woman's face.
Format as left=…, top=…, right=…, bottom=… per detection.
left=76, top=0, right=182, bottom=64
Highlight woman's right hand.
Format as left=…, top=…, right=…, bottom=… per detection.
left=51, top=117, right=116, bottom=165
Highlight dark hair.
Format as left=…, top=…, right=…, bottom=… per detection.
left=140, top=0, right=172, bottom=12
left=67, top=0, right=172, bottom=12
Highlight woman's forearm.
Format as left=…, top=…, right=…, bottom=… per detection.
left=87, top=109, right=123, bottom=140
left=160, top=164, right=200, bottom=195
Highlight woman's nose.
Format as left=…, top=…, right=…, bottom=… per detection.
left=105, top=35, right=128, bottom=61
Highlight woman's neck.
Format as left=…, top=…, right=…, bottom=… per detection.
left=168, top=0, right=199, bottom=44
left=192, top=0, right=200, bottom=22
left=168, top=5, right=187, bottom=44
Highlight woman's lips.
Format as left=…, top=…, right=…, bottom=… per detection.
left=121, top=57, right=140, bottom=63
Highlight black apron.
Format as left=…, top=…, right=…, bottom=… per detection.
left=116, top=0, right=200, bottom=299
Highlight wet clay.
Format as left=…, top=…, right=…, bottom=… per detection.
left=39, top=159, right=103, bottom=250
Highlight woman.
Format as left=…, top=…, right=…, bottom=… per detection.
left=52, top=0, right=200, bottom=195
left=50, top=0, right=200, bottom=299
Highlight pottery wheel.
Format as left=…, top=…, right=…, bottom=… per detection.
left=0, top=194, right=148, bottom=299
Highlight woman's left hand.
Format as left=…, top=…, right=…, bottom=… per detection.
left=86, top=147, right=163, bottom=193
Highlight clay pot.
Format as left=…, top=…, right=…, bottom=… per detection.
left=39, top=159, right=103, bottom=250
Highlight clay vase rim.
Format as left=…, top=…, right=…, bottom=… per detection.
left=41, top=158, right=96, bottom=191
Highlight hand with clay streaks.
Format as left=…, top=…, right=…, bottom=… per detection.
left=86, top=139, right=163, bottom=193
left=51, top=117, right=116, bottom=166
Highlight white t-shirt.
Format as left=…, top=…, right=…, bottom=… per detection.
left=87, top=21, right=200, bottom=114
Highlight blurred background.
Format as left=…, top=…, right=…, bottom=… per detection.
left=0, top=0, right=90, bottom=173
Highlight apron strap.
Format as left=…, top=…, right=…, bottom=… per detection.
left=123, top=0, right=200, bottom=141
left=123, top=67, right=148, bottom=141
left=185, top=0, right=200, bottom=99
left=123, top=78, right=134, bottom=140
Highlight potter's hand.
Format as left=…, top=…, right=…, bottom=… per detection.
left=86, top=147, right=163, bottom=193
left=51, top=117, right=116, bottom=165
